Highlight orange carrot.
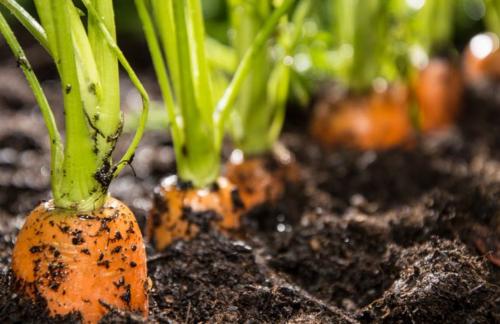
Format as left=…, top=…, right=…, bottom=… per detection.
left=413, top=58, right=463, bottom=132
left=147, top=176, right=244, bottom=251
left=225, top=149, right=301, bottom=210
left=464, top=33, right=500, bottom=82
left=11, top=197, right=148, bottom=323
left=310, top=85, right=413, bottom=150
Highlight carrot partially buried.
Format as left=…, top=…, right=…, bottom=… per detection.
left=464, top=1, right=500, bottom=82
left=310, top=84, right=413, bottom=150
left=12, top=198, right=148, bottom=323
left=135, top=0, right=295, bottom=250
left=0, top=0, right=149, bottom=322
left=413, top=58, right=463, bottom=132
left=147, top=176, right=244, bottom=251
left=222, top=1, right=309, bottom=209
left=464, top=33, right=500, bottom=82
left=225, top=148, right=301, bottom=210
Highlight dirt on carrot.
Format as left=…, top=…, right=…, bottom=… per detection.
left=146, top=176, right=245, bottom=251
left=225, top=149, right=302, bottom=210
left=11, top=197, right=148, bottom=323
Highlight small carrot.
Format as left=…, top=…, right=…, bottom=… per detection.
left=0, top=1, right=149, bottom=322
left=147, top=176, right=244, bottom=251
left=310, top=85, right=413, bottom=150
left=136, top=0, right=295, bottom=250
left=464, top=0, right=500, bottom=82
left=220, top=1, right=309, bottom=209
left=464, top=33, right=500, bottom=82
left=413, top=58, right=463, bottom=132
left=225, top=148, right=301, bottom=210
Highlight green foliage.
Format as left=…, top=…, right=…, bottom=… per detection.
left=224, top=0, right=311, bottom=155
left=485, top=0, right=500, bottom=35
left=136, top=0, right=295, bottom=188
left=0, top=0, right=148, bottom=212
left=291, top=0, right=459, bottom=93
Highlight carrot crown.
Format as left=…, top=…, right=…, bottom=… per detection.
left=219, top=0, right=311, bottom=156
left=135, top=0, right=295, bottom=188
left=0, top=0, right=149, bottom=212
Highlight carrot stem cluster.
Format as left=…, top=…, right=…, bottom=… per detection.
left=135, top=0, right=295, bottom=188
left=225, top=0, right=311, bottom=155
left=0, top=0, right=149, bottom=212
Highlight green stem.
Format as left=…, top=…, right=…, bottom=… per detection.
left=214, top=0, right=296, bottom=144
left=135, top=0, right=183, bottom=163
left=138, top=0, right=293, bottom=187
left=152, top=0, right=182, bottom=104
left=81, top=0, right=150, bottom=177
left=172, top=0, right=219, bottom=187
left=2, top=0, right=49, bottom=52
left=0, top=10, right=63, bottom=200
left=51, top=0, right=101, bottom=211
left=88, top=0, right=121, bottom=165
left=485, top=0, right=500, bottom=35
left=187, top=0, right=214, bottom=123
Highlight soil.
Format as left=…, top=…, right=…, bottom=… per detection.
left=0, top=41, right=499, bottom=323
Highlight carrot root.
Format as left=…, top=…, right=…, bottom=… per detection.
left=464, top=33, right=500, bottom=83
left=11, top=197, right=148, bottom=324
left=414, top=58, right=463, bottom=132
left=225, top=148, right=301, bottom=210
left=310, top=84, right=413, bottom=150
left=147, top=175, right=244, bottom=251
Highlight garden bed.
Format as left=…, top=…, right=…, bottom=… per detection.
left=0, top=56, right=499, bottom=322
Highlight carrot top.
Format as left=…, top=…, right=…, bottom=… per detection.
left=220, top=0, right=312, bottom=156
left=0, top=0, right=149, bottom=212
left=135, top=0, right=295, bottom=188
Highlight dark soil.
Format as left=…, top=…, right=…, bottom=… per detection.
left=0, top=42, right=499, bottom=322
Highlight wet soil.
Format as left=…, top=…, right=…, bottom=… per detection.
left=0, top=44, right=499, bottom=322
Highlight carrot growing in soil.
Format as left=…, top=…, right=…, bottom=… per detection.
left=406, top=0, right=463, bottom=132
left=135, top=0, right=295, bottom=250
left=464, top=0, right=500, bottom=82
left=0, top=1, right=149, bottom=322
left=310, top=0, right=414, bottom=150
left=220, top=0, right=311, bottom=209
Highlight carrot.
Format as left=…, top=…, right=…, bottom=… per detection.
left=147, top=176, right=244, bottom=251
left=310, top=85, right=413, bottom=150
left=464, top=33, right=500, bottom=82
left=413, top=58, right=463, bottom=132
left=463, top=0, right=500, bottom=82
left=12, top=197, right=148, bottom=323
left=136, top=0, right=295, bottom=250
left=225, top=148, right=301, bottom=210
left=0, top=1, right=149, bottom=322
left=215, top=1, right=309, bottom=210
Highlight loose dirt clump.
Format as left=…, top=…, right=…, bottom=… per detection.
left=358, top=238, right=500, bottom=323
